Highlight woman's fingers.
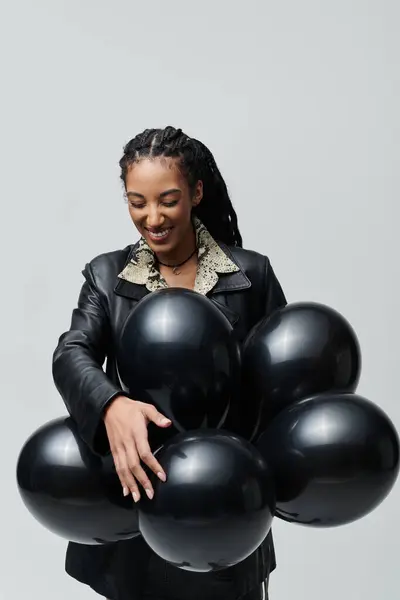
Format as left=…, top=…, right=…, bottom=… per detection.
left=112, top=446, right=141, bottom=502
left=104, top=398, right=172, bottom=502
left=126, top=441, right=155, bottom=500
left=142, top=403, right=172, bottom=429
left=133, top=420, right=167, bottom=484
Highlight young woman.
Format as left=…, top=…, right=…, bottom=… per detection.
left=53, top=126, right=287, bottom=600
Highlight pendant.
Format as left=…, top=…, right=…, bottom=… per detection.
left=172, top=267, right=181, bottom=275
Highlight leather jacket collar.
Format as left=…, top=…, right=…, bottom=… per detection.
left=114, top=216, right=251, bottom=302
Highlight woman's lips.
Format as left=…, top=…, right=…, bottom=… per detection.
left=145, top=227, right=173, bottom=243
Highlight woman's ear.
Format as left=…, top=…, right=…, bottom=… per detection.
left=192, top=180, right=203, bottom=207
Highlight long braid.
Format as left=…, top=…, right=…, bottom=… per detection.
left=119, top=126, right=243, bottom=247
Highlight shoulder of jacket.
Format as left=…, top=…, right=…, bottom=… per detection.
left=224, top=245, right=270, bottom=271
left=84, top=244, right=136, bottom=283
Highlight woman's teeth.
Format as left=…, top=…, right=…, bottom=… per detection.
left=147, top=228, right=171, bottom=239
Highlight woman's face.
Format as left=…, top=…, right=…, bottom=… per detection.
left=125, top=157, right=202, bottom=254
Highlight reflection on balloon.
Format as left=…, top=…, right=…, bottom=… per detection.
left=256, top=393, right=400, bottom=527
left=138, top=429, right=276, bottom=571
left=16, top=418, right=140, bottom=544
left=242, top=302, right=361, bottom=438
left=117, top=289, right=241, bottom=439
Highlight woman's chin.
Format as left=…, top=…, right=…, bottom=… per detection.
left=146, top=237, right=176, bottom=255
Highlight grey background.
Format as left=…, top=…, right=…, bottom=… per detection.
left=0, top=1, right=399, bottom=598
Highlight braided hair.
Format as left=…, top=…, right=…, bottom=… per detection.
left=119, top=126, right=243, bottom=247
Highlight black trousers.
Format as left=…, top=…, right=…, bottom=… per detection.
left=139, top=552, right=269, bottom=600
left=141, top=583, right=267, bottom=600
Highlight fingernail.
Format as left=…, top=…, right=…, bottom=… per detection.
left=160, top=418, right=171, bottom=425
left=123, top=487, right=129, bottom=497
left=146, top=488, right=154, bottom=500
left=132, top=492, right=139, bottom=503
left=157, top=472, right=166, bottom=482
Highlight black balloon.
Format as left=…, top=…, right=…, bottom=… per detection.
left=242, top=302, right=361, bottom=437
left=138, top=429, right=275, bottom=572
left=117, top=288, right=241, bottom=440
left=256, top=393, right=400, bottom=527
left=16, top=417, right=140, bottom=544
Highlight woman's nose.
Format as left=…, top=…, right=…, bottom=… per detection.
left=146, top=207, right=164, bottom=228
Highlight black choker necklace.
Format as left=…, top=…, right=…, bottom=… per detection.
left=157, top=248, right=197, bottom=275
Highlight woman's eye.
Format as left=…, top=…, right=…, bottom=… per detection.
left=129, top=200, right=178, bottom=209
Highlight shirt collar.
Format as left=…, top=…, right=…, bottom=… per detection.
left=118, top=215, right=239, bottom=296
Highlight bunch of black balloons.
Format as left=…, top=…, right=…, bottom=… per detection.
left=16, top=289, right=399, bottom=573
left=242, top=302, right=399, bottom=527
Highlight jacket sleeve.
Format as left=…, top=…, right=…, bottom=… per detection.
left=263, top=256, right=287, bottom=316
left=261, top=256, right=286, bottom=574
left=52, top=262, right=123, bottom=455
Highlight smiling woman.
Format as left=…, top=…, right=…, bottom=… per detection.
left=124, top=158, right=202, bottom=287
left=52, top=126, right=286, bottom=600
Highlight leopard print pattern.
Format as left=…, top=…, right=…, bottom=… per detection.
left=118, top=216, right=239, bottom=295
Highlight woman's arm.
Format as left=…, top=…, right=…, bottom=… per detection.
left=52, top=262, right=122, bottom=455
left=263, top=256, right=287, bottom=316
left=223, top=255, right=287, bottom=440
left=261, top=257, right=286, bottom=571
left=52, top=261, right=171, bottom=500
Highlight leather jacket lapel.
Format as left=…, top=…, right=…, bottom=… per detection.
left=112, top=235, right=251, bottom=331
left=114, top=278, right=150, bottom=301
left=210, top=297, right=240, bottom=326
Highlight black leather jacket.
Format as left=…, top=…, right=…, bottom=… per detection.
left=52, top=241, right=286, bottom=600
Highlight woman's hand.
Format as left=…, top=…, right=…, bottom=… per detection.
left=103, top=395, right=172, bottom=502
